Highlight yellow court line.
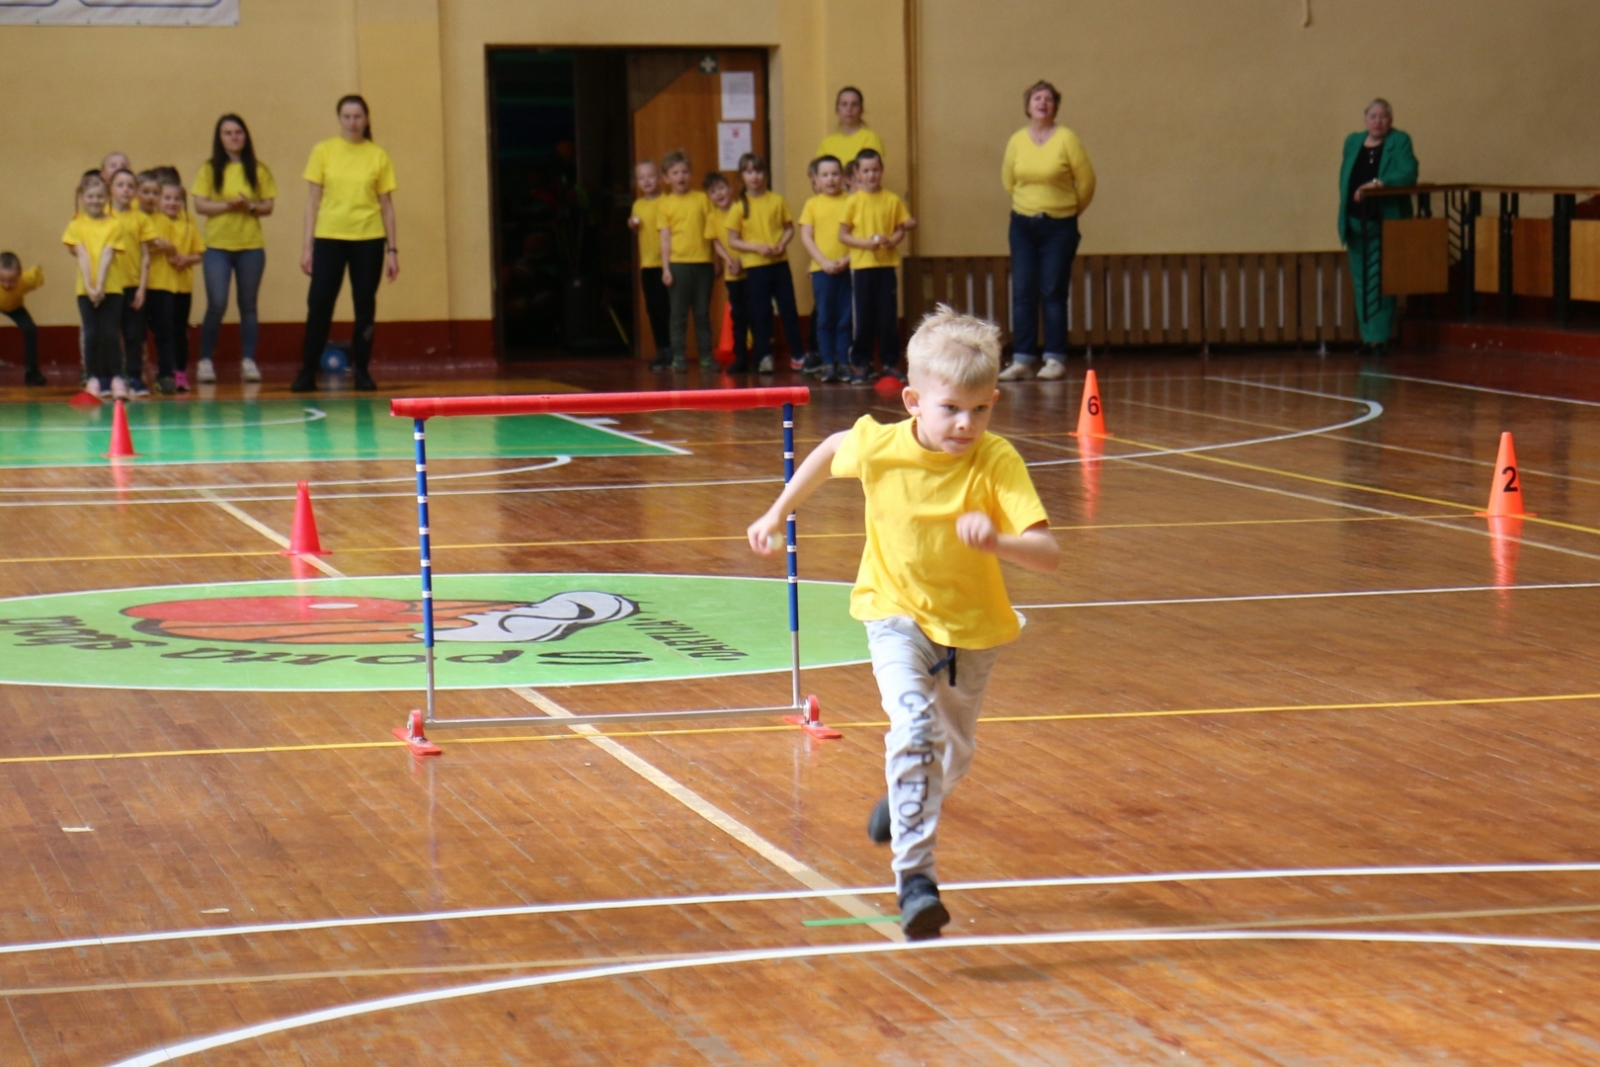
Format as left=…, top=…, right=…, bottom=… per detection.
left=3, top=691, right=1599, bottom=768
left=0, top=515, right=1466, bottom=566
left=1118, top=433, right=1600, bottom=538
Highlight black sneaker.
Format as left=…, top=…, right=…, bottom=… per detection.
left=817, top=365, right=838, bottom=384
left=354, top=369, right=378, bottom=391
left=898, top=874, right=949, bottom=941
left=867, top=796, right=891, bottom=843
left=848, top=368, right=870, bottom=386
left=24, top=369, right=47, bottom=387
left=290, top=369, right=318, bottom=393
left=649, top=355, right=673, bottom=371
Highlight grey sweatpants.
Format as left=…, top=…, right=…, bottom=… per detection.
left=866, top=615, right=1002, bottom=891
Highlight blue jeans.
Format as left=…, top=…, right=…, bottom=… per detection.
left=746, top=262, right=806, bottom=362
left=1008, top=212, right=1080, bottom=364
left=809, top=270, right=851, bottom=366
left=201, top=247, right=265, bottom=363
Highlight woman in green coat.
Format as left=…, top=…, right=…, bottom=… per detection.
left=1339, top=98, right=1418, bottom=353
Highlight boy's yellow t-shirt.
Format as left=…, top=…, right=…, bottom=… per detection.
left=1001, top=126, right=1096, bottom=218
left=192, top=160, right=279, bottom=251
left=798, top=192, right=850, bottom=272
left=726, top=192, right=792, bottom=269
left=705, top=204, right=742, bottom=278
left=61, top=215, right=125, bottom=297
left=148, top=213, right=206, bottom=294
left=632, top=195, right=663, bottom=269
left=303, top=137, right=398, bottom=242
left=816, top=126, right=886, bottom=166
left=0, top=265, right=43, bottom=313
left=840, top=189, right=910, bottom=269
left=657, top=190, right=713, bottom=264
left=831, top=414, right=1049, bottom=650
left=110, top=206, right=158, bottom=291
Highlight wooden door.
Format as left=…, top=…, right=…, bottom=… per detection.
left=628, top=50, right=768, bottom=358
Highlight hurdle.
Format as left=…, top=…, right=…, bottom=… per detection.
left=387, top=387, right=842, bottom=747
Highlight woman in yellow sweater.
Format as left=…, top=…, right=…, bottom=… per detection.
left=815, top=87, right=886, bottom=167
left=999, top=80, right=1095, bottom=381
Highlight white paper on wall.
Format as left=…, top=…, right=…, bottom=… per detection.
left=718, top=122, right=752, bottom=171
left=720, top=71, right=756, bottom=121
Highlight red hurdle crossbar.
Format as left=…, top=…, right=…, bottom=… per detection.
left=388, top=387, right=841, bottom=753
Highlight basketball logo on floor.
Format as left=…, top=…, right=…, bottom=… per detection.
left=0, top=574, right=866, bottom=691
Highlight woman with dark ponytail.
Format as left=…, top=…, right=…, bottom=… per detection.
left=192, top=113, right=276, bottom=386
left=295, top=94, right=398, bottom=392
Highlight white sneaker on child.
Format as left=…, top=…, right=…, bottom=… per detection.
left=111, top=376, right=129, bottom=399
left=240, top=358, right=261, bottom=382
left=196, top=358, right=217, bottom=384
left=1036, top=360, right=1068, bottom=380
left=998, top=362, right=1035, bottom=381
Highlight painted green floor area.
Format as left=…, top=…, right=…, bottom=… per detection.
left=0, top=398, right=680, bottom=468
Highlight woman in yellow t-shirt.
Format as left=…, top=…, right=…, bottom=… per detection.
left=999, top=80, right=1095, bottom=382
left=192, top=113, right=276, bottom=387
left=815, top=87, right=886, bottom=168
left=295, top=94, right=398, bottom=393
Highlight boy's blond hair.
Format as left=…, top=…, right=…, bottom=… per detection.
left=906, top=304, right=1001, bottom=391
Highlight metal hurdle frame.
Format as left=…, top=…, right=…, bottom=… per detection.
left=388, top=387, right=840, bottom=750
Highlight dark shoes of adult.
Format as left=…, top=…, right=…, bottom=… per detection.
left=354, top=369, right=378, bottom=391
left=290, top=370, right=318, bottom=393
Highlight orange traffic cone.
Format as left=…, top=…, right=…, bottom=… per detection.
left=1475, top=432, right=1535, bottom=517
left=713, top=301, right=736, bottom=368
left=103, top=399, right=139, bottom=458
left=1069, top=370, right=1111, bottom=439
left=391, top=709, right=442, bottom=756
left=280, top=481, right=330, bottom=555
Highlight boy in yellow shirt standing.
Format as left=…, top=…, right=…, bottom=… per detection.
left=0, top=253, right=46, bottom=385
left=627, top=161, right=673, bottom=371
left=799, top=155, right=852, bottom=383
left=747, top=305, right=1060, bottom=940
left=657, top=151, right=716, bottom=373
left=839, top=149, right=916, bottom=385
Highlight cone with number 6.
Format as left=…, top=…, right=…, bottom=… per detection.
left=1475, top=431, right=1535, bottom=518
left=1069, top=369, right=1111, bottom=439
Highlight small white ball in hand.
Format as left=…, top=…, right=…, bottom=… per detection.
left=767, top=533, right=785, bottom=551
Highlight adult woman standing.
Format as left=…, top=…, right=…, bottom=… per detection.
left=816, top=87, right=885, bottom=166
left=999, top=80, right=1095, bottom=381
left=192, top=114, right=277, bottom=386
left=294, top=94, right=398, bottom=393
left=1339, top=98, right=1418, bottom=355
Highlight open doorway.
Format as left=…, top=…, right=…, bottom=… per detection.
left=486, top=47, right=769, bottom=361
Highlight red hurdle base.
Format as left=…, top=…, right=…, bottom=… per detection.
left=784, top=695, right=842, bottom=740
left=391, top=709, right=443, bottom=756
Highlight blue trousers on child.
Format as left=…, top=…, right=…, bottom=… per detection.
left=809, top=270, right=851, bottom=368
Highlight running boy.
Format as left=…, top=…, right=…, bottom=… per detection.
left=657, top=151, right=715, bottom=373
left=799, top=155, right=851, bottom=383
left=839, top=149, right=916, bottom=384
left=0, top=253, right=46, bottom=385
left=627, top=161, right=673, bottom=371
left=746, top=305, right=1059, bottom=940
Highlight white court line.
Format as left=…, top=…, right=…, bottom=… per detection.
left=0, top=407, right=328, bottom=433
left=1015, top=581, right=1600, bottom=610
left=1377, top=373, right=1600, bottom=408
left=0, top=456, right=572, bottom=493
left=11, top=862, right=1599, bottom=961
left=196, top=490, right=345, bottom=580
left=510, top=687, right=901, bottom=943
left=104, top=926, right=1600, bottom=1067
left=553, top=412, right=691, bottom=455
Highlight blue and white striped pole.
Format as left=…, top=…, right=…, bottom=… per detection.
left=413, top=417, right=436, bottom=722
left=783, top=402, right=800, bottom=709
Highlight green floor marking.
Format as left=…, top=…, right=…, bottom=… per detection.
left=0, top=398, right=679, bottom=468
left=0, top=573, right=867, bottom=692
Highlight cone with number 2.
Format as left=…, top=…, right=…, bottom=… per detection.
left=1070, top=369, right=1111, bottom=439
left=1475, top=432, right=1535, bottom=517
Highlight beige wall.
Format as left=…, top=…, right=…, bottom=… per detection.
left=5, top=0, right=1599, bottom=330
left=916, top=0, right=1600, bottom=255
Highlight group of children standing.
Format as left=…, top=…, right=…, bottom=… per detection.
left=630, top=142, right=915, bottom=385
left=2, top=153, right=204, bottom=398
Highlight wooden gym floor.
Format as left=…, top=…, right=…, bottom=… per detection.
left=3, top=350, right=1600, bottom=1064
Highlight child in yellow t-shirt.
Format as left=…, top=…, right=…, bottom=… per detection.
left=62, top=173, right=126, bottom=398
left=703, top=171, right=750, bottom=374
left=656, top=151, right=715, bottom=372
left=839, top=149, right=917, bottom=384
left=0, top=252, right=46, bottom=385
left=109, top=168, right=157, bottom=395
left=627, top=160, right=673, bottom=370
left=747, top=305, right=1060, bottom=941
left=799, top=155, right=852, bottom=383
left=146, top=179, right=206, bottom=395
left=727, top=152, right=805, bottom=376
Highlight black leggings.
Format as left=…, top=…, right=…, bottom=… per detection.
left=79, top=293, right=124, bottom=386
left=121, top=286, right=147, bottom=380
left=640, top=266, right=671, bottom=357
left=2, top=307, right=38, bottom=372
left=301, top=237, right=385, bottom=373
left=145, top=290, right=193, bottom=378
